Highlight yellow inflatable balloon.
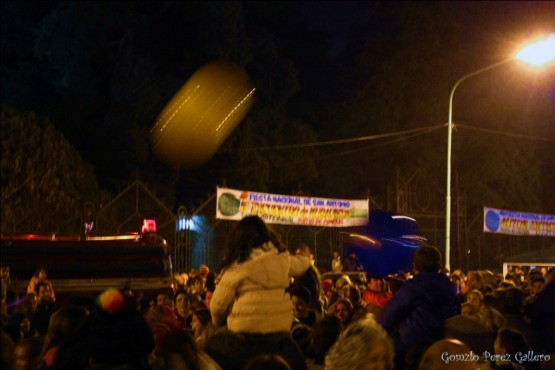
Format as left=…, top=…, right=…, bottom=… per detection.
left=151, top=61, right=255, bottom=168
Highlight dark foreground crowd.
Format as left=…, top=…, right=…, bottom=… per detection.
left=1, top=216, right=554, bottom=370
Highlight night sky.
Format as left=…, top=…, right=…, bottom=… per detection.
left=1, top=1, right=554, bottom=213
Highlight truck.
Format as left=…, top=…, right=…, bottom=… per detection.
left=1, top=223, right=174, bottom=301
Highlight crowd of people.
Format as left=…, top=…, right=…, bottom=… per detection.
left=1, top=216, right=554, bottom=370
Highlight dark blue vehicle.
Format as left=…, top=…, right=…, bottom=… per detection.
left=342, top=210, right=426, bottom=278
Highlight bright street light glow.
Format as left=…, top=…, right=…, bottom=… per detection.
left=515, top=33, right=555, bottom=66
left=444, top=34, right=554, bottom=271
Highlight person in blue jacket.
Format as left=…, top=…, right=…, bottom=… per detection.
left=379, top=245, right=457, bottom=370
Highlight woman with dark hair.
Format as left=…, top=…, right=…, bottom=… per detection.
left=173, top=289, right=193, bottom=329
left=206, top=216, right=310, bottom=370
left=37, top=305, right=91, bottom=370
left=333, top=298, right=354, bottom=328
left=217, top=215, right=288, bottom=271
left=290, top=259, right=326, bottom=317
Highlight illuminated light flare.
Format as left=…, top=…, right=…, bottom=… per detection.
left=392, top=215, right=416, bottom=222
left=347, top=233, right=378, bottom=245
left=515, top=33, right=555, bottom=67
left=151, top=61, right=255, bottom=169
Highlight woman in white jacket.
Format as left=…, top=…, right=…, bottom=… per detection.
left=206, top=216, right=310, bottom=370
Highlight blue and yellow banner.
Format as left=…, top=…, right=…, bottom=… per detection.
left=484, top=207, right=555, bottom=236
left=216, top=187, right=369, bottom=227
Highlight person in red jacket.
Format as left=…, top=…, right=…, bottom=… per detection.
left=363, top=276, right=393, bottom=309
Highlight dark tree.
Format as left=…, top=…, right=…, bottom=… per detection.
left=1, top=105, right=103, bottom=234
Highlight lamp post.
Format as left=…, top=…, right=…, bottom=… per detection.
left=444, top=34, right=555, bottom=270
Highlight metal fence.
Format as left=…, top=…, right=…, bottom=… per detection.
left=94, top=180, right=177, bottom=245
left=187, top=193, right=351, bottom=274
left=5, top=177, right=551, bottom=275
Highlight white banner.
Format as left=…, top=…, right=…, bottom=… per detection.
left=484, top=207, right=555, bottom=236
left=216, top=187, right=369, bottom=227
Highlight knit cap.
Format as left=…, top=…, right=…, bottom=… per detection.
left=89, top=289, right=154, bottom=367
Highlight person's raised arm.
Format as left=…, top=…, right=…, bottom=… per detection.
left=289, top=253, right=310, bottom=278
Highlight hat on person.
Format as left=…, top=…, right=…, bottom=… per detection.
left=89, top=289, right=155, bottom=367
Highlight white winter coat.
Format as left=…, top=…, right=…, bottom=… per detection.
left=210, top=242, right=310, bottom=334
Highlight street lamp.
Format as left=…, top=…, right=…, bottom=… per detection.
left=445, top=34, right=555, bottom=270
